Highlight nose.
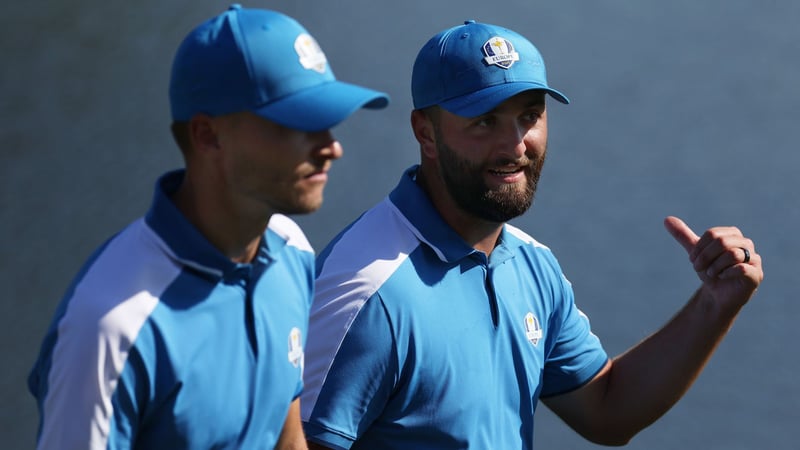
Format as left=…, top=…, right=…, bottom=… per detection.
left=314, top=131, right=343, bottom=161
left=328, top=140, right=344, bottom=160
left=497, top=121, right=529, bottom=159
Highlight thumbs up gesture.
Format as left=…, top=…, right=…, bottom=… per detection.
left=664, top=216, right=763, bottom=311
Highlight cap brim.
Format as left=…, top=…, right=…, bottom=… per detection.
left=439, top=83, right=569, bottom=118
left=253, top=81, right=389, bottom=132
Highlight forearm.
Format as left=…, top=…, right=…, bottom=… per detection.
left=597, top=286, right=744, bottom=441
left=547, top=218, right=761, bottom=445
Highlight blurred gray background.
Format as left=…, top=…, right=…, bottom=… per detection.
left=2, top=1, right=797, bottom=448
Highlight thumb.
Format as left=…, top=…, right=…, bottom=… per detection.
left=663, top=216, right=700, bottom=254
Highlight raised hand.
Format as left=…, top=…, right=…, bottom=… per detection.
left=663, top=216, right=763, bottom=311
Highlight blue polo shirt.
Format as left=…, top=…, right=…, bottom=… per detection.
left=28, top=170, right=313, bottom=449
left=301, top=165, right=608, bottom=450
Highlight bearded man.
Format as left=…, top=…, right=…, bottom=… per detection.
left=300, top=20, right=762, bottom=450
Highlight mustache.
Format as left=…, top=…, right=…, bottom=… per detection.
left=491, top=156, right=537, bottom=168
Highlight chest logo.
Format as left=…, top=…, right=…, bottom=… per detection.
left=288, top=327, right=304, bottom=368
left=524, top=312, right=543, bottom=346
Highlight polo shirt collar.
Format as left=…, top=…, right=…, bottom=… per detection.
left=144, top=170, right=277, bottom=280
left=389, top=165, right=483, bottom=264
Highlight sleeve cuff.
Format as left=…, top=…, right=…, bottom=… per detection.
left=303, top=421, right=355, bottom=450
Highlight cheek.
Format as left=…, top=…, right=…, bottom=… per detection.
left=258, top=137, right=303, bottom=167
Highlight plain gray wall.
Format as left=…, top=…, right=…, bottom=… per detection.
left=3, top=1, right=798, bottom=448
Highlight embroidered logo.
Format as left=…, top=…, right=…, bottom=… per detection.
left=295, top=33, right=327, bottom=73
left=524, top=312, right=543, bottom=346
left=288, top=327, right=304, bottom=368
left=482, top=36, right=519, bottom=69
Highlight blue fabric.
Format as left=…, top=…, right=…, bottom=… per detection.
left=302, top=165, right=608, bottom=449
left=169, top=5, right=388, bottom=131
left=411, top=20, right=568, bottom=117
left=28, top=170, right=313, bottom=449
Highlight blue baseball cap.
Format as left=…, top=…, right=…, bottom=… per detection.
left=169, top=4, right=389, bottom=132
left=412, top=20, right=568, bottom=118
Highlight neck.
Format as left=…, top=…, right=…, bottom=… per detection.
left=417, top=165, right=503, bottom=256
left=172, top=171, right=270, bottom=263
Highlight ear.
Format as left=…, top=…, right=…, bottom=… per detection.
left=410, top=109, right=437, bottom=159
left=188, top=113, right=220, bottom=154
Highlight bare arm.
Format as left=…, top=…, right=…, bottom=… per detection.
left=544, top=216, right=763, bottom=446
left=275, top=399, right=308, bottom=450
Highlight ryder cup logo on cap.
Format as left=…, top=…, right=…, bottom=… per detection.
left=412, top=20, right=569, bottom=118
left=169, top=4, right=388, bottom=132
left=483, top=37, right=519, bottom=69
left=295, top=34, right=327, bottom=73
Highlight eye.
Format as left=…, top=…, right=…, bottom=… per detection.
left=521, top=110, right=542, bottom=123
left=471, top=115, right=495, bottom=128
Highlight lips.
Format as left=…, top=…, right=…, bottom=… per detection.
left=488, top=167, right=523, bottom=175
left=487, top=163, right=528, bottom=185
left=305, top=163, right=330, bottom=179
left=304, top=167, right=329, bottom=183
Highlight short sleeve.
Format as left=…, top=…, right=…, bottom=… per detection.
left=540, top=275, right=608, bottom=397
left=302, top=293, right=398, bottom=449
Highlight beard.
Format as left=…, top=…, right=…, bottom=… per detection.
left=435, top=137, right=545, bottom=223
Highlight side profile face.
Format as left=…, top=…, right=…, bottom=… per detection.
left=213, top=112, right=343, bottom=216
left=427, top=89, right=549, bottom=223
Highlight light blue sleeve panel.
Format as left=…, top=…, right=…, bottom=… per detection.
left=303, top=291, right=398, bottom=448
left=540, top=268, right=608, bottom=397
left=501, top=224, right=608, bottom=399
left=303, top=196, right=418, bottom=449
left=107, top=339, right=150, bottom=446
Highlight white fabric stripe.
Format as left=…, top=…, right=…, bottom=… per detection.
left=385, top=200, right=448, bottom=262
left=504, top=223, right=549, bottom=249
left=301, top=198, right=418, bottom=420
left=38, top=219, right=181, bottom=449
left=505, top=223, right=574, bottom=288
left=268, top=213, right=314, bottom=253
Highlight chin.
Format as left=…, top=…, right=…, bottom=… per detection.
left=287, top=197, right=324, bottom=215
